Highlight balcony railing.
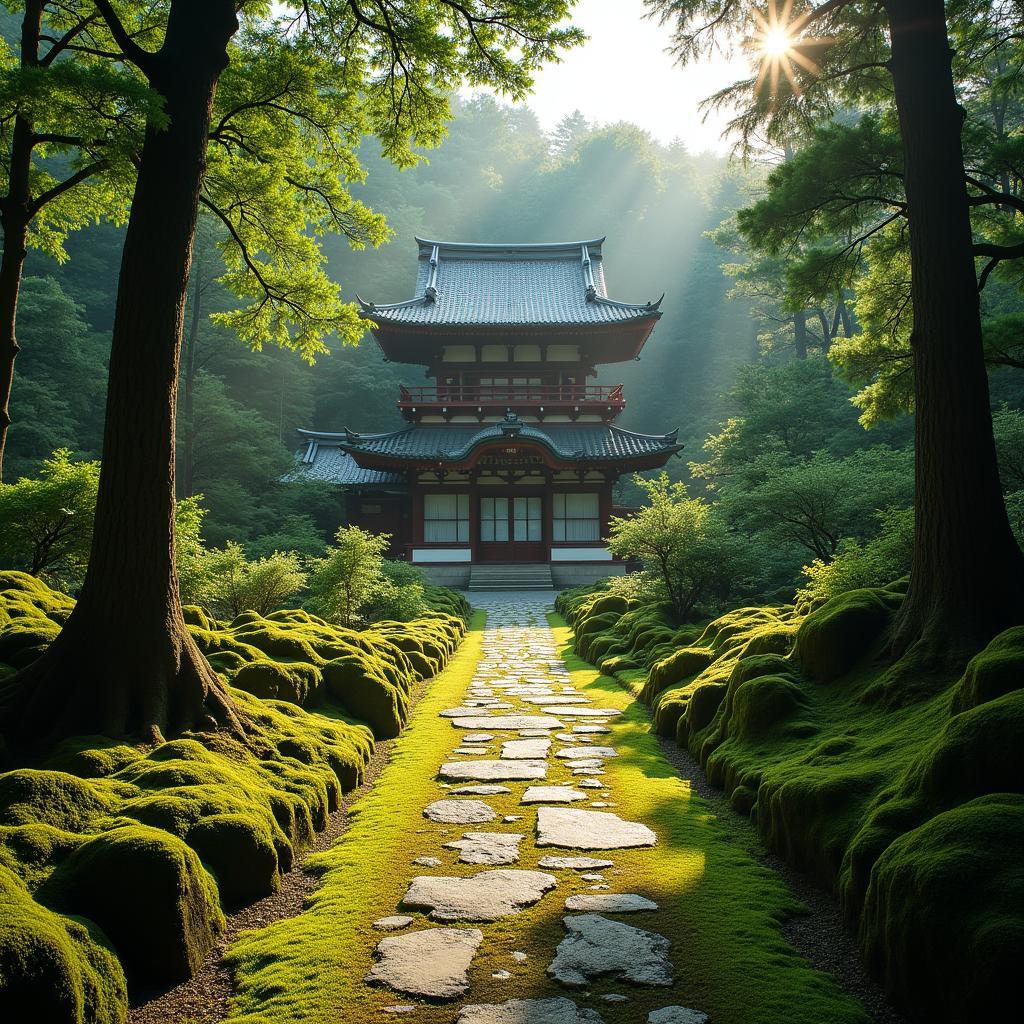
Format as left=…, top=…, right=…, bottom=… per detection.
left=398, top=383, right=625, bottom=412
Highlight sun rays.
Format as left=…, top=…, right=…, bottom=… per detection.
left=750, top=0, right=827, bottom=103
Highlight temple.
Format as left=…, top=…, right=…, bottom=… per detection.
left=291, top=238, right=681, bottom=588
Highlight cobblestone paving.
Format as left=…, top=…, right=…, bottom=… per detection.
left=365, top=592, right=706, bottom=1024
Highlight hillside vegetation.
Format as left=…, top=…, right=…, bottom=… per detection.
left=0, top=571, right=468, bottom=1022
left=556, top=582, right=1024, bottom=1022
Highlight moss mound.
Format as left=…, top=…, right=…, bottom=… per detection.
left=41, top=825, right=224, bottom=984
left=0, top=863, right=126, bottom=1024
left=795, top=588, right=900, bottom=682
left=563, top=582, right=1024, bottom=1020
left=862, top=794, right=1024, bottom=1019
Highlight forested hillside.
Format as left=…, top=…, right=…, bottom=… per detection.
left=8, top=95, right=756, bottom=547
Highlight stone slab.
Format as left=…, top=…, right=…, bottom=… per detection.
left=556, top=746, right=618, bottom=760
left=445, top=832, right=525, bottom=865
left=453, top=716, right=564, bottom=731
left=440, top=760, right=548, bottom=782
left=649, top=1009, right=709, bottom=1024
left=538, top=856, right=614, bottom=871
left=457, top=998, right=606, bottom=1023
left=452, top=785, right=512, bottom=796
left=536, top=808, right=657, bottom=850
left=522, top=695, right=592, bottom=706
left=548, top=914, right=672, bottom=987
left=366, top=927, right=483, bottom=998
left=551, top=707, right=621, bottom=718
left=521, top=786, right=588, bottom=805
left=565, top=894, right=659, bottom=913
left=374, top=915, right=414, bottom=931
left=424, top=799, right=497, bottom=824
left=402, top=869, right=557, bottom=921
left=501, top=738, right=551, bottom=759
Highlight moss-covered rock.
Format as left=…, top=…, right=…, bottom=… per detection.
left=231, top=660, right=323, bottom=705
left=0, top=863, right=126, bottom=1024
left=951, top=626, right=1024, bottom=712
left=795, top=588, right=899, bottom=682
left=0, top=770, right=119, bottom=833
left=861, top=794, right=1024, bottom=1019
left=41, top=825, right=224, bottom=984
left=187, top=813, right=279, bottom=906
left=322, top=653, right=406, bottom=739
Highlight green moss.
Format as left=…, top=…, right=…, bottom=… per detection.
left=0, top=770, right=120, bottom=833
left=187, top=813, right=279, bottom=906
left=795, top=588, right=900, bottom=682
left=861, top=794, right=1024, bottom=1019
left=0, top=863, right=127, bottom=1024
left=952, top=625, right=1024, bottom=712
left=322, top=654, right=407, bottom=739
left=645, top=646, right=715, bottom=699
left=0, top=573, right=461, bottom=1011
left=41, top=825, right=224, bottom=984
left=564, top=586, right=1024, bottom=1019
left=231, top=660, right=323, bottom=705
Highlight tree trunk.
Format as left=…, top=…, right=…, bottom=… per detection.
left=0, top=193, right=28, bottom=483
left=180, top=268, right=203, bottom=498
left=886, top=0, right=1024, bottom=659
left=793, top=309, right=808, bottom=359
left=1, top=1, right=246, bottom=746
left=0, top=2, right=43, bottom=481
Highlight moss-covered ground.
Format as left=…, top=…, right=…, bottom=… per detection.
left=556, top=582, right=1024, bottom=1022
left=0, top=571, right=470, bottom=1023
left=223, top=602, right=867, bottom=1024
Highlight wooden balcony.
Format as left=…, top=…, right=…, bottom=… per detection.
left=398, top=383, right=625, bottom=421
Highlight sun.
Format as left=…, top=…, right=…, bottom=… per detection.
left=760, top=25, right=793, bottom=59
left=750, top=0, right=824, bottom=104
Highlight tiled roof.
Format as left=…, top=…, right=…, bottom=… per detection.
left=356, top=238, right=662, bottom=327
left=297, top=420, right=680, bottom=471
left=287, top=445, right=404, bottom=485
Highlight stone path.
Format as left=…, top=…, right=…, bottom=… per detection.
left=364, top=592, right=707, bottom=1023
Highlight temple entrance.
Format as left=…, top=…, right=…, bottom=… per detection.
left=477, top=495, right=545, bottom=562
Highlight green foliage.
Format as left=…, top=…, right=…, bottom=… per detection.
left=720, top=448, right=913, bottom=563
left=797, top=507, right=913, bottom=605
left=186, top=542, right=307, bottom=619
left=306, top=525, right=390, bottom=628
left=0, top=450, right=99, bottom=589
left=608, top=472, right=756, bottom=621
left=360, top=560, right=426, bottom=623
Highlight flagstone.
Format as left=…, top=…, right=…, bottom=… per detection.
left=439, top=759, right=548, bottom=782
left=366, top=927, right=483, bottom=999
left=536, top=808, right=657, bottom=850
left=402, top=869, right=557, bottom=922
left=424, top=799, right=497, bottom=824
left=548, top=914, right=673, bottom=987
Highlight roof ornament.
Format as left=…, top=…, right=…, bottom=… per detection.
left=424, top=244, right=440, bottom=302
left=581, top=243, right=597, bottom=302
left=501, top=410, right=523, bottom=436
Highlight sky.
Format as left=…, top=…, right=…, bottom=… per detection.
left=469, top=0, right=752, bottom=155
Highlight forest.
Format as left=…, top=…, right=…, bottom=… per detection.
left=0, top=2, right=1021, bottom=1024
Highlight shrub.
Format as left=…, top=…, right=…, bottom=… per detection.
left=797, top=506, right=913, bottom=605
left=608, top=472, right=757, bottom=621
left=306, top=526, right=391, bottom=627
left=0, top=451, right=100, bottom=591
left=185, top=542, right=307, bottom=618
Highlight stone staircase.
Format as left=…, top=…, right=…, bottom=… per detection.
left=467, top=563, right=554, bottom=592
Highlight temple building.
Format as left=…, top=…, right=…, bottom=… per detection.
left=292, top=238, right=681, bottom=588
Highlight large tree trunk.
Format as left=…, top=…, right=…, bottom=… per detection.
left=180, top=269, right=203, bottom=498
left=886, top=0, right=1024, bottom=659
left=1, top=1, right=246, bottom=746
left=0, top=2, right=43, bottom=481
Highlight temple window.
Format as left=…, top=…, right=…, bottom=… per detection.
left=424, top=493, right=469, bottom=542
left=553, top=493, right=600, bottom=541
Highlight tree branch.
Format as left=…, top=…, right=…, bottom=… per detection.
left=92, top=0, right=155, bottom=72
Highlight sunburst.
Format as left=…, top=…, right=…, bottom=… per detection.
left=750, top=0, right=825, bottom=103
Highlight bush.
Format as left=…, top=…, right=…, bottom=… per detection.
left=183, top=541, right=307, bottom=618
left=306, top=525, right=391, bottom=627
left=797, top=506, right=913, bottom=605
left=608, top=472, right=757, bottom=621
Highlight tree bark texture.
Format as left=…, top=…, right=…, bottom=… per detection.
left=2, top=1, right=246, bottom=745
left=0, top=2, right=43, bottom=480
left=886, top=0, right=1024, bottom=658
